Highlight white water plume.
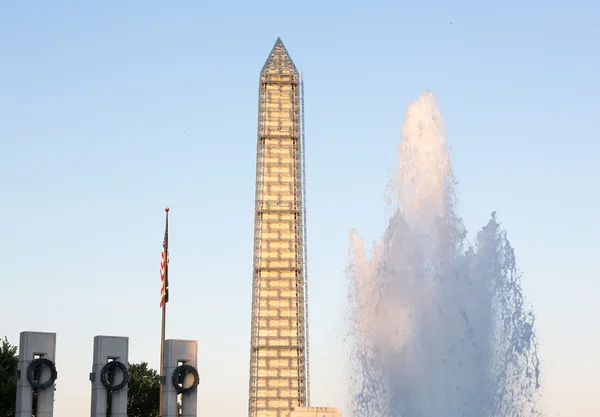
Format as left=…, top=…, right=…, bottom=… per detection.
left=347, top=91, right=541, bottom=417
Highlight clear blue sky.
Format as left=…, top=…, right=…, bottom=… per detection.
left=1, top=1, right=598, bottom=416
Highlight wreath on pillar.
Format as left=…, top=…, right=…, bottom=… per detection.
left=100, top=361, right=130, bottom=392
left=26, top=358, right=58, bottom=390
left=171, top=364, right=199, bottom=394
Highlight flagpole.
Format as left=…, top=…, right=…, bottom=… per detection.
left=159, top=206, right=169, bottom=417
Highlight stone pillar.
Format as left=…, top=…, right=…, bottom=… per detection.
left=15, top=331, right=57, bottom=417
left=90, top=336, right=129, bottom=417
left=162, top=339, right=198, bottom=417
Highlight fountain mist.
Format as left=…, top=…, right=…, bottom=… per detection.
left=347, top=91, right=541, bottom=417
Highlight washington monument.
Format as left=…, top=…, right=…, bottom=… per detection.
left=247, top=38, right=310, bottom=417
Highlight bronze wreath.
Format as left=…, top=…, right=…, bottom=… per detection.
left=171, top=364, right=199, bottom=394
left=100, top=361, right=130, bottom=392
left=26, top=358, right=57, bottom=390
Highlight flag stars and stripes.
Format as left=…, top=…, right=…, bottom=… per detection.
left=160, top=236, right=169, bottom=307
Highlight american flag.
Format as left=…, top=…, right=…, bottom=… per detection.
left=160, top=234, right=169, bottom=307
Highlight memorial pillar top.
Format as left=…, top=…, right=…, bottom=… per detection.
left=164, top=339, right=198, bottom=365
left=92, top=336, right=129, bottom=363
left=18, top=331, right=56, bottom=361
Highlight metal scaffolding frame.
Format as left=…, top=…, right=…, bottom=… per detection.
left=248, top=38, right=309, bottom=417
left=300, top=70, right=310, bottom=408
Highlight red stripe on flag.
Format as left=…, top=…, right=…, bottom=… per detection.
left=160, top=238, right=169, bottom=307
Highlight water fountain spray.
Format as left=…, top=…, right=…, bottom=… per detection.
left=347, top=91, right=542, bottom=417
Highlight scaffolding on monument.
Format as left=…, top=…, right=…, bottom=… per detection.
left=248, top=38, right=309, bottom=417
left=300, top=70, right=310, bottom=407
